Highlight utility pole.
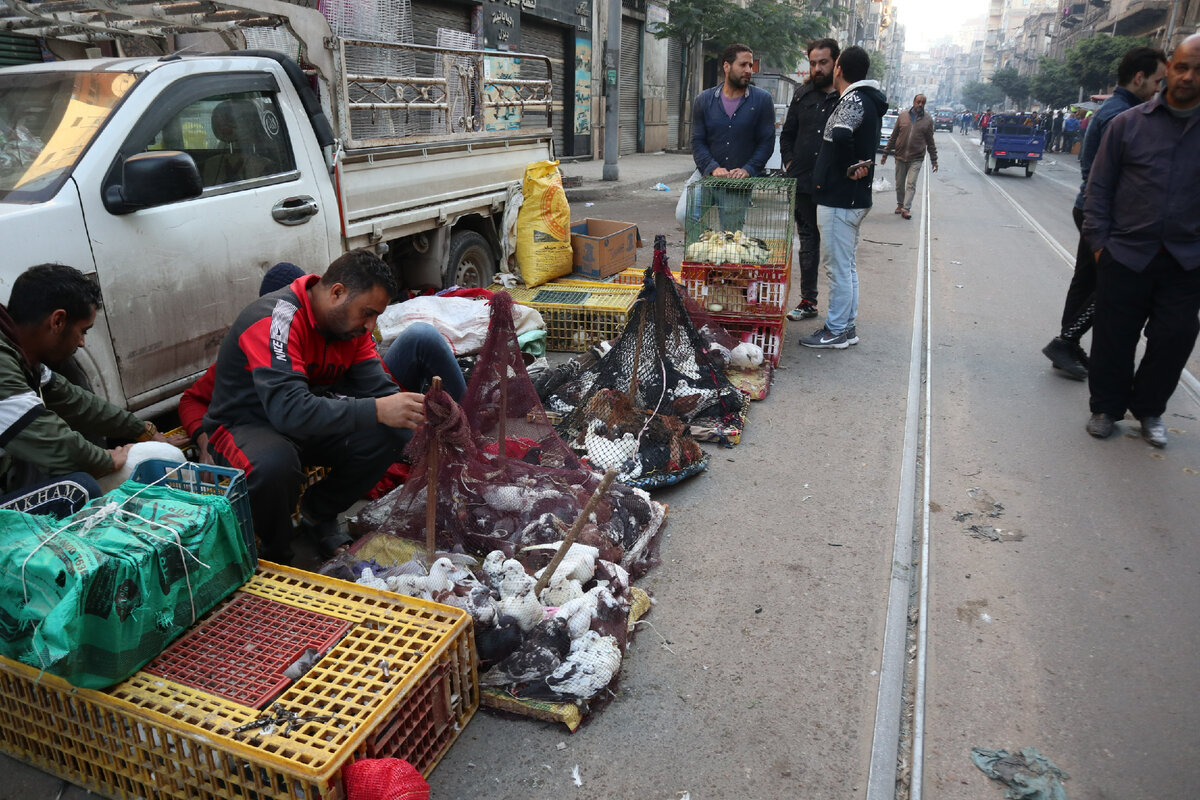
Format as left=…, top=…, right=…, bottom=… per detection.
left=602, top=0, right=621, bottom=180
left=1164, top=0, right=1181, bottom=50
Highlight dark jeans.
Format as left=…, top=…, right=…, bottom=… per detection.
left=1089, top=250, right=1200, bottom=419
left=793, top=192, right=819, bottom=304
left=0, top=472, right=101, bottom=518
left=382, top=322, right=466, bottom=401
left=1059, top=205, right=1096, bottom=342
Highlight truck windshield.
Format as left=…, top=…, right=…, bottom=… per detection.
left=0, top=70, right=135, bottom=203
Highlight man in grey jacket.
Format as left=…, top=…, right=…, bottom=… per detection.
left=881, top=94, right=938, bottom=219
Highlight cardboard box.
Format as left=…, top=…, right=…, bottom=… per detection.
left=571, top=219, right=639, bottom=279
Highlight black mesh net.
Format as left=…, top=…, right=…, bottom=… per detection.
left=542, top=236, right=749, bottom=484
left=351, top=292, right=666, bottom=576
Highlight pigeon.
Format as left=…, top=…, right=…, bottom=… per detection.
left=479, top=616, right=570, bottom=687
left=482, top=550, right=509, bottom=589
left=536, top=630, right=623, bottom=700
left=498, top=572, right=546, bottom=632
left=496, top=559, right=530, bottom=595
left=527, top=541, right=599, bottom=584
left=384, top=573, right=425, bottom=597
left=729, top=341, right=764, bottom=369
left=582, top=419, right=640, bottom=473
left=553, top=584, right=616, bottom=640
left=593, top=559, right=631, bottom=600
left=356, top=567, right=389, bottom=592
left=539, top=573, right=584, bottom=607
left=475, top=614, right=522, bottom=668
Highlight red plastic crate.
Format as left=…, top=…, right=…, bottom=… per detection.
left=712, top=312, right=786, bottom=367
left=681, top=261, right=790, bottom=317
left=143, top=593, right=351, bottom=708
left=364, top=660, right=455, bottom=767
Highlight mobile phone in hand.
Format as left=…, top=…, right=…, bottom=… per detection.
left=846, top=159, right=874, bottom=178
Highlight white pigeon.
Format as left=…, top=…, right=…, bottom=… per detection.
left=498, top=572, right=545, bottom=632
left=384, top=573, right=426, bottom=597
left=582, top=420, right=640, bottom=473
left=539, top=573, right=584, bottom=607
left=482, top=550, right=509, bottom=589
left=729, top=341, right=764, bottom=369
left=526, top=541, right=599, bottom=584
left=356, top=567, right=389, bottom=592
left=99, top=440, right=187, bottom=493
left=422, top=557, right=457, bottom=596
left=553, top=584, right=616, bottom=640
left=496, top=559, right=529, bottom=595
left=543, top=630, right=623, bottom=700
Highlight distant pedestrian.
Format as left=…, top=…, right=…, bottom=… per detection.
left=880, top=93, right=938, bottom=220
left=688, top=43, right=776, bottom=231
left=1049, top=110, right=1064, bottom=151
left=1082, top=34, right=1200, bottom=447
left=799, top=46, right=888, bottom=350
left=1062, top=112, right=1080, bottom=152
left=780, top=37, right=841, bottom=322
left=1042, top=46, right=1167, bottom=381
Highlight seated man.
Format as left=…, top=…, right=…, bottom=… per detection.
left=203, top=250, right=463, bottom=563
left=0, top=264, right=177, bottom=517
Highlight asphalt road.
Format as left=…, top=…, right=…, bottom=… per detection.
left=3, top=133, right=1197, bottom=799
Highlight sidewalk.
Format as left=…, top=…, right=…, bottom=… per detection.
left=559, top=151, right=696, bottom=202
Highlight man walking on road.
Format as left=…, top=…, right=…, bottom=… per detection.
left=688, top=43, right=776, bottom=231
left=880, top=93, right=938, bottom=220
left=780, top=38, right=841, bottom=322
left=799, top=46, right=887, bottom=350
left=1083, top=34, right=1200, bottom=447
left=1049, top=110, right=1064, bottom=152
left=1041, top=46, right=1168, bottom=380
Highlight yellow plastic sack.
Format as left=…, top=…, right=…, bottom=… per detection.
left=516, top=160, right=573, bottom=287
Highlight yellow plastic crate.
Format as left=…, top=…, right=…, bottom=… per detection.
left=0, top=563, right=477, bottom=800
left=492, top=284, right=641, bottom=352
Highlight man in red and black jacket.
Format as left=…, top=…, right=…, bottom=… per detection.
left=203, top=250, right=425, bottom=562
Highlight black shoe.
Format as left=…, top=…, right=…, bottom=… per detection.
left=1139, top=416, right=1167, bottom=448
left=298, top=514, right=352, bottom=559
left=1086, top=412, right=1117, bottom=439
left=1043, top=337, right=1087, bottom=380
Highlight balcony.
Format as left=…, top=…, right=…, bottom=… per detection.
left=1096, top=0, right=1171, bottom=36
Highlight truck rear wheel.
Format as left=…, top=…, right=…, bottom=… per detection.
left=1025, top=162, right=1036, bottom=177
left=445, top=231, right=494, bottom=289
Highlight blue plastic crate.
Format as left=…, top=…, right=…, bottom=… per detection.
left=130, top=459, right=256, bottom=561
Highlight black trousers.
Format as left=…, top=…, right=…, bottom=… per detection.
left=1089, top=250, right=1200, bottom=419
left=1058, top=205, right=1097, bottom=341
left=210, top=421, right=407, bottom=559
left=794, top=191, right=819, bottom=304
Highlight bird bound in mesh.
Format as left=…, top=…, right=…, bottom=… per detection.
left=543, top=236, right=748, bottom=484
left=351, top=292, right=666, bottom=576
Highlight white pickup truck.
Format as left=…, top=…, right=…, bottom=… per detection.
left=0, top=0, right=553, bottom=414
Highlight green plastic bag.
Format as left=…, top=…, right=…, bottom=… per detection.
left=0, top=481, right=253, bottom=689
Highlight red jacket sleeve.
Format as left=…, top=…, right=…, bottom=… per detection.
left=179, top=363, right=216, bottom=438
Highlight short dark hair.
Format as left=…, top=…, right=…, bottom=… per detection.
left=807, top=38, right=840, bottom=62
left=837, top=46, right=871, bottom=84
left=1117, top=45, right=1167, bottom=86
left=320, top=249, right=397, bottom=300
left=721, top=43, right=752, bottom=66
left=8, top=264, right=101, bottom=325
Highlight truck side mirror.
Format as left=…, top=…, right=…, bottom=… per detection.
left=103, top=151, right=203, bottom=214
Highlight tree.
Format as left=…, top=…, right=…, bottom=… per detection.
left=1065, top=34, right=1150, bottom=94
left=1030, top=57, right=1077, bottom=109
left=654, top=0, right=838, bottom=70
left=990, top=66, right=1030, bottom=108
left=961, top=80, right=1004, bottom=111
left=868, top=49, right=887, bottom=82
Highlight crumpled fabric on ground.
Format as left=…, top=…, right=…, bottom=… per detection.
left=971, top=746, right=1070, bottom=800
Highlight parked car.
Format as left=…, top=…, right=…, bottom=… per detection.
left=933, top=107, right=956, bottom=131
left=878, top=113, right=899, bottom=152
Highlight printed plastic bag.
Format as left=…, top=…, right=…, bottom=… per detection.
left=515, top=160, right=573, bottom=287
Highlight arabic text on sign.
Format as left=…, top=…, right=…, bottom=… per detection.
left=492, top=11, right=514, bottom=25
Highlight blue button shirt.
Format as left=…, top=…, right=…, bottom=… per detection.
left=691, top=84, right=776, bottom=177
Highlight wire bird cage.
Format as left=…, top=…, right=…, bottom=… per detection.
left=681, top=176, right=797, bottom=268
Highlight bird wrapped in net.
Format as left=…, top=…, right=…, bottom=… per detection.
left=543, top=235, right=748, bottom=484
left=351, top=292, right=666, bottom=577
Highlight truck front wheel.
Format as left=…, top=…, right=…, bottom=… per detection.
left=444, top=231, right=494, bottom=289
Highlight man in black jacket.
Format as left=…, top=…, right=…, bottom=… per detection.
left=780, top=38, right=841, bottom=322
left=800, top=46, right=888, bottom=350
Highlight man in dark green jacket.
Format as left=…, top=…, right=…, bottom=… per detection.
left=0, top=264, right=168, bottom=515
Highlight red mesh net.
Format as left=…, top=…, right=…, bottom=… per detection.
left=353, top=292, right=666, bottom=577
left=342, top=758, right=429, bottom=800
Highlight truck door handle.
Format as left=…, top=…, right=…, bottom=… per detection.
left=272, top=196, right=319, bottom=225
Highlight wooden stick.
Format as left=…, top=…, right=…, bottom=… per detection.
left=533, top=467, right=619, bottom=595
left=425, top=376, right=442, bottom=565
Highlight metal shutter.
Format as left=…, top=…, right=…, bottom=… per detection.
left=0, top=32, right=42, bottom=67
left=666, top=36, right=682, bottom=149
left=618, top=18, right=642, bottom=155
left=520, top=18, right=567, bottom=158
left=409, top=1, right=472, bottom=46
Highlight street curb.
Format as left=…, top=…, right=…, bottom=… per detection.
left=565, top=169, right=697, bottom=203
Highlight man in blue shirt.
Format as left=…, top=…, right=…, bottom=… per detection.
left=1041, top=46, right=1167, bottom=380
left=1083, top=34, right=1200, bottom=447
left=687, top=43, right=776, bottom=232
